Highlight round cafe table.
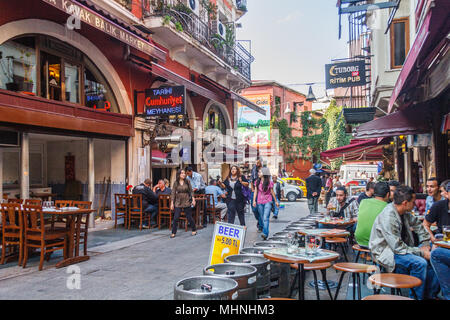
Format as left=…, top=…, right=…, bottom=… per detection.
left=316, top=218, right=357, bottom=227
left=296, top=228, right=350, bottom=238
left=434, top=241, right=450, bottom=249
left=264, top=249, right=339, bottom=300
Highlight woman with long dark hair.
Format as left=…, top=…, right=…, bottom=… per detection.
left=253, top=167, right=279, bottom=240
left=219, top=165, right=249, bottom=226
left=170, top=169, right=197, bottom=238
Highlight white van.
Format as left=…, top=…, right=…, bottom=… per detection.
left=339, top=163, right=378, bottom=185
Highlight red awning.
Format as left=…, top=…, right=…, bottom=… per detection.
left=199, top=74, right=266, bottom=116
left=152, top=149, right=167, bottom=163
left=151, top=63, right=226, bottom=105
left=320, top=138, right=388, bottom=164
left=354, top=103, right=431, bottom=139
left=388, top=0, right=450, bottom=112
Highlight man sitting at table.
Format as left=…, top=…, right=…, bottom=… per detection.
left=132, top=179, right=158, bottom=228
left=388, top=180, right=400, bottom=203
left=326, top=187, right=359, bottom=232
left=205, top=179, right=227, bottom=220
left=357, top=181, right=375, bottom=204
left=153, top=179, right=172, bottom=196
left=355, top=182, right=389, bottom=248
left=369, top=185, right=440, bottom=300
left=423, top=180, right=450, bottom=243
left=430, top=247, right=450, bottom=300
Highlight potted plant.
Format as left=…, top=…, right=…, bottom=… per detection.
left=0, top=52, right=17, bottom=91
left=19, top=49, right=35, bottom=93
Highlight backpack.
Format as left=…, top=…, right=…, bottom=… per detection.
left=241, top=185, right=252, bottom=203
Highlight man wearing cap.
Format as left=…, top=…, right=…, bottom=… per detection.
left=306, top=168, right=322, bottom=214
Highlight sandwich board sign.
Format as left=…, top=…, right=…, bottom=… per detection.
left=208, top=221, right=247, bottom=265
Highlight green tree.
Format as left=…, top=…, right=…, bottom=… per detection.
left=323, top=99, right=351, bottom=169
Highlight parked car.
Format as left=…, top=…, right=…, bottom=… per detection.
left=279, top=178, right=307, bottom=202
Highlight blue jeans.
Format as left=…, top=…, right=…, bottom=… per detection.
left=394, top=253, right=440, bottom=300
left=144, top=204, right=158, bottom=222
left=430, top=247, right=450, bottom=300
left=272, top=197, right=279, bottom=217
left=257, top=202, right=272, bottom=237
left=251, top=192, right=261, bottom=230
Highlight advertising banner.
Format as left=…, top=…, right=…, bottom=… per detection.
left=237, top=94, right=271, bottom=148
left=208, top=222, right=247, bottom=266
left=325, top=60, right=366, bottom=89
left=144, top=86, right=186, bottom=117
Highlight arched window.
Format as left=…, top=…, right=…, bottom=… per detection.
left=204, top=104, right=227, bottom=134
left=0, top=35, right=119, bottom=113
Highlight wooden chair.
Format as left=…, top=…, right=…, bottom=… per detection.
left=205, top=194, right=222, bottom=224
left=0, top=203, right=23, bottom=266
left=72, top=201, right=92, bottom=256
left=7, top=199, right=23, bottom=204
left=178, top=208, right=189, bottom=232
left=333, top=263, right=378, bottom=300
left=368, top=273, right=422, bottom=299
left=290, top=262, right=334, bottom=300
left=24, top=199, right=42, bottom=206
left=325, top=237, right=349, bottom=262
left=22, top=205, right=68, bottom=271
left=194, top=194, right=207, bottom=226
left=55, top=200, right=73, bottom=208
left=127, top=194, right=148, bottom=230
left=158, top=195, right=172, bottom=229
left=114, top=194, right=129, bottom=228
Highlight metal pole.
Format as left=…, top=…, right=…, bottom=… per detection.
left=0, top=148, right=3, bottom=202
left=88, top=138, right=95, bottom=228
left=20, top=132, right=30, bottom=200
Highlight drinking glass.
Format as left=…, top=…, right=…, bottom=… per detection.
left=305, top=234, right=323, bottom=256
left=443, top=226, right=450, bottom=242
left=43, top=201, right=49, bottom=208
left=287, top=232, right=298, bottom=254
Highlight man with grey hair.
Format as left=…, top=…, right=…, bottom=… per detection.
left=305, top=168, right=322, bottom=214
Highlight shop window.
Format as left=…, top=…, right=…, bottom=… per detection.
left=0, top=35, right=119, bottom=113
left=204, top=105, right=227, bottom=135
left=0, top=36, right=37, bottom=94
left=65, top=62, right=80, bottom=104
left=41, top=52, right=62, bottom=101
left=390, top=18, right=410, bottom=69
left=83, top=57, right=119, bottom=113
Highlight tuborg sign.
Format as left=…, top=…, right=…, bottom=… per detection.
left=325, top=60, right=366, bottom=89
left=144, top=86, right=186, bottom=117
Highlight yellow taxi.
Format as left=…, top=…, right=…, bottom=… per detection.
left=279, top=177, right=308, bottom=202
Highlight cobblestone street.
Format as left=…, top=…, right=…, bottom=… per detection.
left=0, top=199, right=366, bottom=300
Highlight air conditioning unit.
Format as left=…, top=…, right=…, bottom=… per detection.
left=217, top=21, right=226, bottom=39
left=184, top=0, right=199, bottom=16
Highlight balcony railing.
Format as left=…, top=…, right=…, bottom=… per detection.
left=236, top=0, right=248, bottom=12
left=142, top=0, right=253, bottom=81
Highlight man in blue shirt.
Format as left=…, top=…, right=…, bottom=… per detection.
left=205, top=179, right=227, bottom=220
left=185, top=166, right=206, bottom=193
left=425, top=178, right=444, bottom=213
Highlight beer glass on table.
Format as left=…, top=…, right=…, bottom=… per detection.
left=444, top=226, right=450, bottom=242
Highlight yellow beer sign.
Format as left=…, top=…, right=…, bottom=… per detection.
left=208, top=222, right=247, bottom=266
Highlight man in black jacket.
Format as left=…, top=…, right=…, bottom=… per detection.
left=132, top=179, right=158, bottom=227
left=305, top=169, right=322, bottom=214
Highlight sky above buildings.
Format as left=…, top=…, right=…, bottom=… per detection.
left=236, top=0, right=350, bottom=98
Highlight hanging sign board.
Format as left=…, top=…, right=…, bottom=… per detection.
left=208, top=222, right=247, bottom=266
left=325, top=60, right=366, bottom=89
left=144, top=86, right=186, bottom=117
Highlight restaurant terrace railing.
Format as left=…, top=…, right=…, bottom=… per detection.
left=142, top=0, right=253, bottom=81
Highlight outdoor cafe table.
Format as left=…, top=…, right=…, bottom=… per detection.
left=434, top=241, right=450, bottom=249
left=316, top=218, right=357, bottom=228
left=264, top=248, right=339, bottom=300
left=43, top=207, right=94, bottom=268
left=296, top=228, right=350, bottom=238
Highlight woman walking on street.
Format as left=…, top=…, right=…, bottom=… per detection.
left=253, top=167, right=279, bottom=240
left=170, top=169, right=197, bottom=238
left=219, top=165, right=249, bottom=226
